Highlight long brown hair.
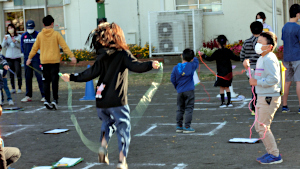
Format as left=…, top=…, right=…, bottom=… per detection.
left=86, top=22, right=129, bottom=51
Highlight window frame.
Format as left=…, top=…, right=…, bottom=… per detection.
left=174, top=0, right=223, bottom=15
left=2, top=0, right=67, bottom=41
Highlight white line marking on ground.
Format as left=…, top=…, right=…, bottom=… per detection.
left=135, top=124, right=157, bottom=136
left=62, top=105, right=94, bottom=112
left=24, top=106, right=46, bottom=114
left=194, top=108, right=217, bottom=111
left=174, top=163, right=188, bottom=169
left=0, top=125, right=35, bottom=127
left=236, top=101, right=248, bottom=109
left=82, top=163, right=166, bottom=169
left=238, top=119, right=300, bottom=124
left=157, top=122, right=223, bottom=125
left=136, top=122, right=227, bottom=136
left=131, top=116, right=168, bottom=118
left=2, top=127, right=29, bottom=137
left=207, top=121, right=227, bottom=136
left=213, top=114, right=241, bottom=116
left=194, top=102, right=215, bottom=105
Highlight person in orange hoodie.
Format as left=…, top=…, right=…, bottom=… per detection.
left=26, top=15, right=76, bottom=110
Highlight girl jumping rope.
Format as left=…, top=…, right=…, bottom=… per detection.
left=199, top=35, right=240, bottom=108
left=60, top=22, right=160, bottom=169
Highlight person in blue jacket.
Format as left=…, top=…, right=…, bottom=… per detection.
left=171, top=48, right=199, bottom=134
left=20, top=20, right=45, bottom=102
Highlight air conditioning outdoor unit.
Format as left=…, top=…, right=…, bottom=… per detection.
left=149, top=9, right=203, bottom=57
left=157, top=21, right=186, bottom=53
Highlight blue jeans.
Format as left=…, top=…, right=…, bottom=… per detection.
left=24, top=61, right=44, bottom=97
left=97, top=105, right=131, bottom=157
left=1, top=78, right=12, bottom=102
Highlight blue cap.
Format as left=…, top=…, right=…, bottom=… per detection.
left=26, top=20, right=35, bottom=29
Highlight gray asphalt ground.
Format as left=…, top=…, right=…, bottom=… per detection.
left=1, top=60, right=300, bottom=169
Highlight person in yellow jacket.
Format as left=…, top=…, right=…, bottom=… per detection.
left=26, top=15, right=76, bottom=110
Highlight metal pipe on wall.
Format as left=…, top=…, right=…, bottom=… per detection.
left=272, top=0, right=278, bottom=36
left=0, top=2, right=4, bottom=42
left=161, top=0, right=165, bottom=11
left=137, top=0, right=141, bottom=46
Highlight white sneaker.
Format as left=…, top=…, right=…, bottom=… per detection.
left=219, top=103, right=227, bottom=108
left=8, top=100, right=14, bottom=106
left=41, top=97, right=46, bottom=102
left=227, top=104, right=233, bottom=107
left=117, top=158, right=128, bottom=169
left=17, top=89, right=22, bottom=94
left=10, top=89, right=16, bottom=94
left=21, top=96, right=32, bottom=102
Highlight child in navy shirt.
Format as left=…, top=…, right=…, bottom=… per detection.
left=171, top=48, right=199, bottom=133
left=0, top=45, right=12, bottom=106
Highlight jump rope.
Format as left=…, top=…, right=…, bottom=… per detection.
left=197, top=51, right=267, bottom=140
left=28, top=61, right=164, bottom=153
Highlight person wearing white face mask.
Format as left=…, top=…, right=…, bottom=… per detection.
left=20, top=20, right=45, bottom=103
left=256, top=12, right=273, bottom=33
left=243, top=32, right=282, bottom=164
left=281, top=4, right=300, bottom=114
left=1, top=24, right=22, bottom=94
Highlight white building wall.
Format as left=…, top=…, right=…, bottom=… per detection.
left=0, top=0, right=288, bottom=50
left=64, top=0, right=97, bottom=50
left=105, top=0, right=285, bottom=47
left=203, top=0, right=284, bottom=45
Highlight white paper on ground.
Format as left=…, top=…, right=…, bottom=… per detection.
left=53, top=157, right=82, bottom=166
left=193, top=71, right=200, bottom=86
left=44, top=129, right=69, bottom=134
left=32, top=166, right=53, bottom=169
left=229, top=138, right=259, bottom=143
left=231, top=95, right=245, bottom=102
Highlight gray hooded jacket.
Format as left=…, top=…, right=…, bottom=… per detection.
left=1, top=34, right=22, bottom=59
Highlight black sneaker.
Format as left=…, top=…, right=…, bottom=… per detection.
left=98, top=146, right=109, bottom=164
left=44, top=102, right=53, bottom=110
left=51, top=100, right=58, bottom=110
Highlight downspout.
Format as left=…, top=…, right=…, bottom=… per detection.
left=272, top=0, right=277, bottom=36
left=161, top=0, right=165, bottom=11
left=137, top=0, right=141, bottom=46
left=0, top=2, right=4, bottom=41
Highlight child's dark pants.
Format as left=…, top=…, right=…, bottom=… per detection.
left=42, top=63, right=59, bottom=103
left=176, top=90, right=195, bottom=128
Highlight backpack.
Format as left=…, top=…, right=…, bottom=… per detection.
left=279, top=61, right=286, bottom=96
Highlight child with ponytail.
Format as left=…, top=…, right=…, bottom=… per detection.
left=200, top=35, right=240, bottom=108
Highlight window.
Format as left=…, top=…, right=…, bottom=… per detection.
left=48, top=7, right=66, bottom=39
left=4, top=11, right=24, bottom=33
left=175, top=0, right=222, bottom=13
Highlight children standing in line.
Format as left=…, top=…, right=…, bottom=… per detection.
left=26, top=15, right=76, bottom=110
left=171, top=49, right=198, bottom=133
left=1, top=24, right=22, bottom=94
left=200, top=35, right=240, bottom=108
left=243, top=32, right=282, bottom=164
left=0, top=45, right=12, bottom=106
left=60, top=22, right=160, bottom=169
left=240, top=21, right=263, bottom=115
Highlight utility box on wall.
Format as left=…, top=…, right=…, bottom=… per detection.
left=127, top=32, right=136, bottom=45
